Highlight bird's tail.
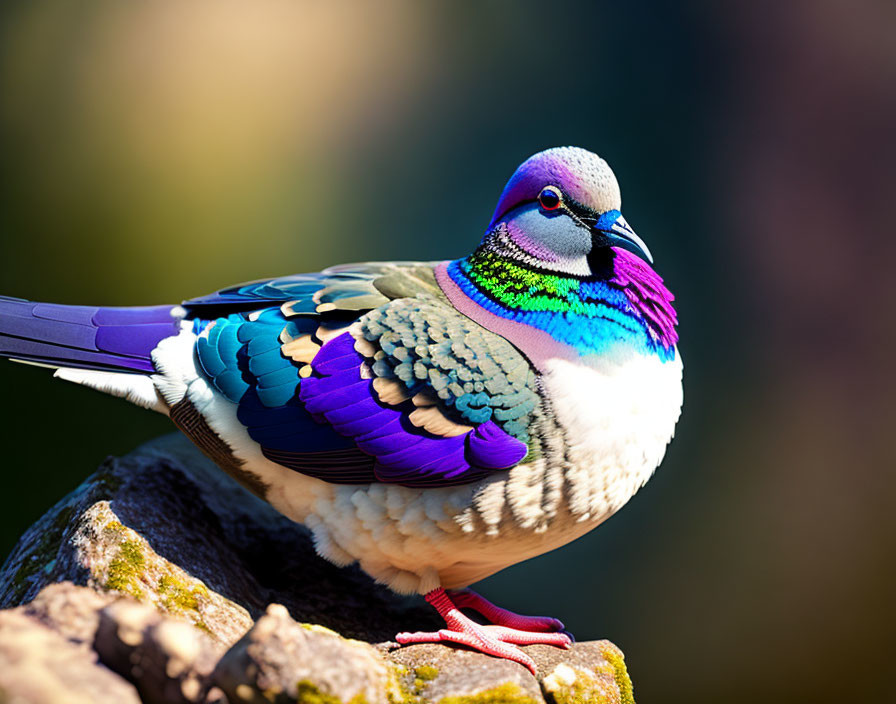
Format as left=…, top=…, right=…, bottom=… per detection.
left=0, top=296, right=181, bottom=374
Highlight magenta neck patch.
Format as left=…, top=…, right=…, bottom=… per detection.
left=609, top=248, right=678, bottom=350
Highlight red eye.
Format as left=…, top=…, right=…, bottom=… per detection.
left=538, top=186, right=563, bottom=211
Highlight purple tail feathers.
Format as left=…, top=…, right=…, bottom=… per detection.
left=0, top=296, right=181, bottom=373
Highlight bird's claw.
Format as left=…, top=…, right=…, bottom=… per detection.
left=395, top=588, right=572, bottom=675
left=396, top=623, right=571, bottom=648
left=478, top=624, right=573, bottom=647
left=396, top=625, right=540, bottom=674
left=447, top=588, right=567, bottom=634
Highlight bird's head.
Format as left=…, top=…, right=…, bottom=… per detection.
left=447, top=147, right=678, bottom=359
left=485, top=146, right=652, bottom=276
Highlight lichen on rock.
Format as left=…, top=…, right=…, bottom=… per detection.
left=597, top=644, right=634, bottom=704
left=439, top=682, right=542, bottom=704
left=74, top=504, right=236, bottom=639
left=540, top=644, right=635, bottom=704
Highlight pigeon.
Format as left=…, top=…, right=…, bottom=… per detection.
left=0, top=147, right=682, bottom=672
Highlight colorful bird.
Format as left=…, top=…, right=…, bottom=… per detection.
left=0, top=147, right=682, bottom=673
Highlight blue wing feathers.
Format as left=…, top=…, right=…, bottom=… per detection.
left=255, top=365, right=299, bottom=390
left=237, top=389, right=356, bottom=454
left=196, top=320, right=250, bottom=401
left=247, top=347, right=288, bottom=377
left=247, top=333, right=282, bottom=357
left=217, top=324, right=243, bottom=361
left=195, top=339, right=226, bottom=377
left=214, top=370, right=250, bottom=402
left=256, top=384, right=296, bottom=409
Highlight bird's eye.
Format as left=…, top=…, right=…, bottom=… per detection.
left=537, top=186, right=563, bottom=211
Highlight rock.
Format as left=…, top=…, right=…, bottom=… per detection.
left=386, top=641, right=634, bottom=704
left=17, top=581, right=114, bottom=646
left=0, top=608, right=140, bottom=704
left=93, top=599, right=224, bottom=704
left=388, top=643, right=543, bottom=704
left=0, top=434, right=437, bottom=643
left=0, top=435, right=636, bottom=703
left=214, top=603, right=398, bottom=704
left=533, top=641, right=635, bottom=704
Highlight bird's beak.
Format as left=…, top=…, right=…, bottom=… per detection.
left=592, top=209, right=654, bottom=264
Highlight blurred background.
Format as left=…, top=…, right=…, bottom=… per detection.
left=1, top=1, right=894, bottom=701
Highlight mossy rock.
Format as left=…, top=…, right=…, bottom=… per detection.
left=75, top=502, right=249, bottom=641
left=540, top=643, right=634, bottom=704
left=0, top=434, right=439, bottom=643
left=439, top=682, right=542, bottom=704
left=0, top=435, right=637, bottom=704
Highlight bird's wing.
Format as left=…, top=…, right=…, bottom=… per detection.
left=183, top=262, right=540, bottom=488
left=181, top=261, right=442, bottom=312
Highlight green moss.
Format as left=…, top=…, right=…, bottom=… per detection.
left=103, top=520, right=126, bottom=534
left=299, top=622, right=342, bottom=637
left=155, top=569, right=215, bottom=635
left=389, top=662, right=440, bottom=704
left=92, top=515, right=218, bottom=634
left=600, top=648, right=634, bottom=704
left=414, top=665, right=439, bottom=682
left=296, top=680, right=368, bottom=704
left=118, top=539, right=145, bottom=565
left=547, top=676, right=599, bottom=704
left=103, top=538, right=146, bottom=598
left=439, top=683, right=540, bottom=704
left=545, top=659, right=635, bottom=704
left=390, top=682, right=416, bottom=704
left=388, top=665, right=422, bottom=704
left=157, top=573, right=208, bottom=613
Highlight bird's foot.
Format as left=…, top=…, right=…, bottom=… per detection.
left=447, top=587, right=568, bottom=634
left=395, top=588, right=571, bottom=674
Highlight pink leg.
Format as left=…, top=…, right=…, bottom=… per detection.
left=395, top=588, right=571, bottom=675
left=447, top=588, right=566, bottom=633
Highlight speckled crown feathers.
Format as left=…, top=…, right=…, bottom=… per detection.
left=490, top=147, right=622, bottom=225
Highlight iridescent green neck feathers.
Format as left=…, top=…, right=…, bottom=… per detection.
left=446, top=229, right=677, bottom=361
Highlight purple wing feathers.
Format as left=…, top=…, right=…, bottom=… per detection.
left=292, top=332, right=528, bottom=487
left=0, top=296, right=178, bottom=373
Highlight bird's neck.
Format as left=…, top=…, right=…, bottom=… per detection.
left=442, top=236, right=678, bottom=363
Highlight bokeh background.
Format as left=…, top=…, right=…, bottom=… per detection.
left=1, top=1, right=894, bottom=701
